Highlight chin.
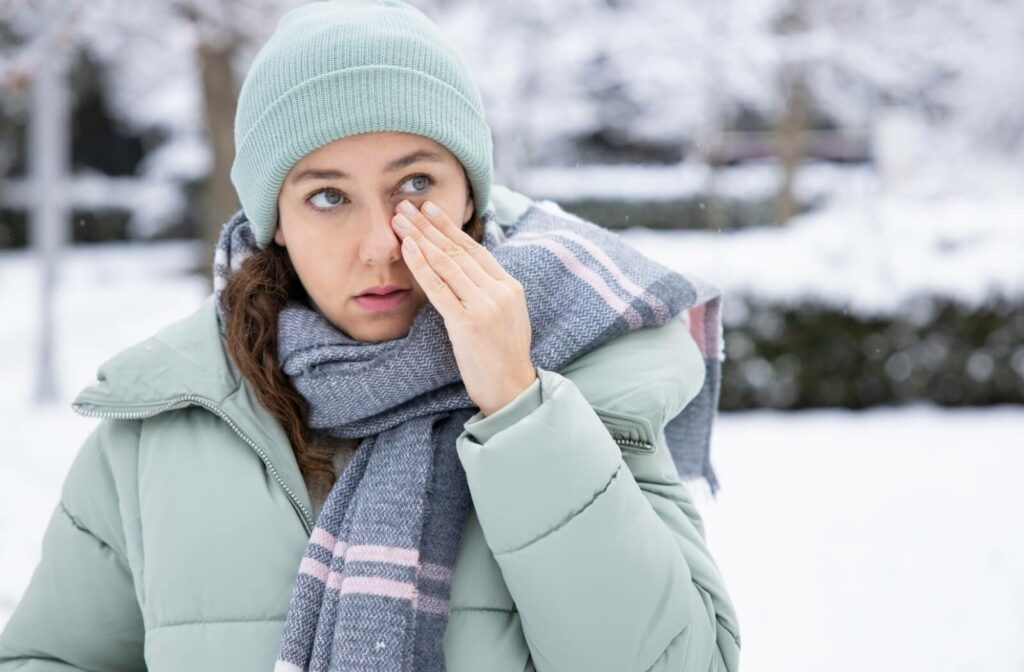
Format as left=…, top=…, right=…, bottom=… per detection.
left=338, top=316, right=415, bottom=344
left=318, top=295, right=426, bottom=343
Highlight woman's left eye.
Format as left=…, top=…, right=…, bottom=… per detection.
left=401, top=174, right=433, bottom=193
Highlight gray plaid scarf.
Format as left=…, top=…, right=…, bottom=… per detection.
left=212, top=198, right=724, bottom=672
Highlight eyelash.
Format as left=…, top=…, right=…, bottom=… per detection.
left=304, top=173, right=435, bottom=214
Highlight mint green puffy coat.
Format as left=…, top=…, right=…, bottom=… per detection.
left=0, top=200, right=740, bottom=672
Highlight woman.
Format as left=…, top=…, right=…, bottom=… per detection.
left=0, top=1, right=740, bottom=670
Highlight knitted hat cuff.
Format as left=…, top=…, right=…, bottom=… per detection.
left=230, top=65, right=493, bottom=249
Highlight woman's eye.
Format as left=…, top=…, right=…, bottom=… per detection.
left=401, top=174, right=433, bottom=193
left=308, top=188, right=344, bottom=211
left=305, top=175, right=431, bottom=213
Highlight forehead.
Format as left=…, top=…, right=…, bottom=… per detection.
left=291, top=131, right=454, bottom=171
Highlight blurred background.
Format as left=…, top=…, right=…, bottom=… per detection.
left=1, top=0, right=1022, bottom=669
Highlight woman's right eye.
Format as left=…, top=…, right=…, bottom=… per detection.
left=308, top=188, right=345, bottom=212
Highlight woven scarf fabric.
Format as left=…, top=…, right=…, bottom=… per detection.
left=212, top=198, right=725, bottom=672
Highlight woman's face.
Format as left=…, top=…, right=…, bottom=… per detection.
left=275, top=131, right=475, bottom=343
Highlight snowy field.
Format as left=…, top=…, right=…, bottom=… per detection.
left=1, top=236, right=1022, bottom=671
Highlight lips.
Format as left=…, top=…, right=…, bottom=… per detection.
left=361, top=290, right=400, bottom=296
left=358, top=285, right=408, bottom=296
left=354, top=288, right=411, bottom=312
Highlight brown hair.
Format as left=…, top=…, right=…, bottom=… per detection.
left=221, top=187, right=485, bottom=493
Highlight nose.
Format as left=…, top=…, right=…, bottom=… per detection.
left=358, top=201, right=403, bottom=265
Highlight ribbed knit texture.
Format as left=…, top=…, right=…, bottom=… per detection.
left=230, top=0, right=493, bottom=249
left=212, top=196, right=724, bottom=671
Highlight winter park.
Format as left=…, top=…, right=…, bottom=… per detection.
left=2, top=1, right=1023, bottom=671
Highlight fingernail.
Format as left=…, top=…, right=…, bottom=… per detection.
left=394, top=214, right=412, bottom=230
left=423, top=201, right=440, bottom=217
left=398, top=200, right=417, bottom=216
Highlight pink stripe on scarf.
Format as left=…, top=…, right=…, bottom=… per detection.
left=515, top=230, right=672, bottom=322
left=345, top=545, right=419, bottom=566
left=687, top=303, right=708, bottom=356
left=505, top=238, right=643, bottom=328
left=298, top=556, right=453, bottom=614
left=297, top=557, right=344, bottom=590
left=310, top=527, right=342, bottom=552
left=297, top=556, right=342, bottom=590
left=303, top=533, right=453, bottom=591
left=340, top=576, right=416, bottom=601
left=418, top=562, right=453, bottom=583
left=298, top=556, right=330, bottom=583
left=413, top=593, right=450, bottom=615
left=685, top=301, right=720, bottom=360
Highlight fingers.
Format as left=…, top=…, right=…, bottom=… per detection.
left=392, top=200, right=490, bottom=305
left=399, top=235, right=465, bottom=320
left=394, top=200, right=507, bottom=284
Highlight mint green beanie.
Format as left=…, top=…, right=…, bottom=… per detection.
left=230, top=0, right=494, bottom=249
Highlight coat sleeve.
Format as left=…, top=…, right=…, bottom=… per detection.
left=456, top=359, right=741, bottom=671
left=0, top=420, right=146, bottom=672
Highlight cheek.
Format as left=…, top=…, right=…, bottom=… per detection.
left=287, top=232, right=352, bottom=293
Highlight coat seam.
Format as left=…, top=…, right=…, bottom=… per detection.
left=695, top=582, right=741, bottom=646
left=0, top=644, right=80, bottom=669
left=494, top=462, right=622, bottom=556
left=131, top=418, right=147, bottom=611
left=641, top=623, right=690, bottom=672
left=149, top=616, right=287, bottom=631
left=448, top=606, right=517, bottom=614
left=58, top=500, right=129, bottom=565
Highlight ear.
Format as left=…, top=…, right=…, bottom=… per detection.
left=462, top=194, right=474, bottom=228
left=273, top=220, right=285, bottom=247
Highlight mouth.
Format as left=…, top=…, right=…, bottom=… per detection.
left=353, top=288, right=411, bottom=312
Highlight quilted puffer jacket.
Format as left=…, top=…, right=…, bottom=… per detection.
left=0, top=192, right=740, bottom=672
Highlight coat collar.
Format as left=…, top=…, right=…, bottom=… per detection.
left=71, top=294, right=317, bottom=531
left=72, top=293, right=238, bottom=412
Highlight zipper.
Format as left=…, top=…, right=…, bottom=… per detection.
left=614, top=436, right=655, bottom=452
left=590, top=404, right=657, bottom=453
left=72, top=394, right=315, bottom=534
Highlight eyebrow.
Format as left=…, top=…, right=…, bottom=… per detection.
left=288, top=149, right=446, bottom=185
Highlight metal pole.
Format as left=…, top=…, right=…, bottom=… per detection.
left=29, top=31, right=71, bottom=404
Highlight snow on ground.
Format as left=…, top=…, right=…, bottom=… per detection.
left=1, top=236, right=1022, bottom=670
left=695, top=405, right=1024, bottom=672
